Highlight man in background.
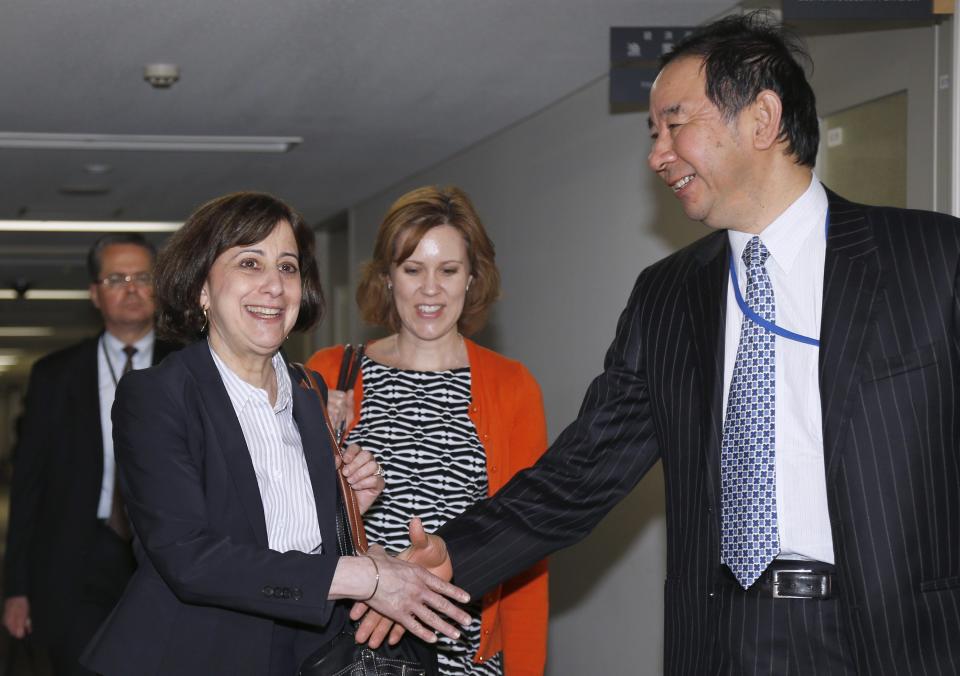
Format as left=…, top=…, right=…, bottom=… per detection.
left=3, top=234, right=175, bottom=675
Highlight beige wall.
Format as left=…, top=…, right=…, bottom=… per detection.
left=807, top=24, right=939, bottom=210
left=819, top=91, right=908, bottom=208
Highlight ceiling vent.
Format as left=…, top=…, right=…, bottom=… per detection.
left=59, top=185, right=111, bottom=196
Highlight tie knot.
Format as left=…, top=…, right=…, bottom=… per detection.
left=741, top=236, right=770, bottom=270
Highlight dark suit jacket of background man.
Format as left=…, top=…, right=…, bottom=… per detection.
left=4, top=334, right=176, bottom=647
left=438, top=190, right=960, bottom=675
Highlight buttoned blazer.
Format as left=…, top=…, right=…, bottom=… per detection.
left=3, top=334, right=175, bottom=643
left=81, top=340, right=346, bottom=676
left=438, top=189, right=960, bottom=675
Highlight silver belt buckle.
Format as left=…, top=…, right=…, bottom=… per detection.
left=772, top=568, right=827, bottom=599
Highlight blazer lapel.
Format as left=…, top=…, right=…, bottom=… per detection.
left=290, top=372, right=339, bottom=555
left=684, top=232, right=729, bottom=508
left=183, top=342, right=270, bottom=546
left=819, top=190, right=882, bottom=480
left=152, top=339, right=178, bottom=365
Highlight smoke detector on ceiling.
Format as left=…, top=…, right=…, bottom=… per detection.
left=143, top=63, right=180, bottom=89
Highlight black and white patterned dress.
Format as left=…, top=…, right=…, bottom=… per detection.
left=346, top=356, right=503, bottom=675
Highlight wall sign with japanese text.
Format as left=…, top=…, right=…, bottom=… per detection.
left=609, top=27, right=694, bottom=109
left=782, top=0, right=932, bottom=20
left=610, top=27, right=695, bottom=64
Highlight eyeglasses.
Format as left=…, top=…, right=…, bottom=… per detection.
left=97, top=272, right=154, bottom=289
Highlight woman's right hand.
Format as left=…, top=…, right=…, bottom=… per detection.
left=327, top=388, right=355, bottom=435
left=330, top=545, right=470, bottom=644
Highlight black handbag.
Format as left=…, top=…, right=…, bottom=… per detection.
left=298, top=621, right=436, bottom=676
left=293, top=358, right=438, bottom=676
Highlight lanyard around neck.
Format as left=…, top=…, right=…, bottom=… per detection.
left=727, top=212, right=829, bottom=348
left=101, top=337, right=122, bottom=388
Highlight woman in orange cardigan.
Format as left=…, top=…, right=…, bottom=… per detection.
left=308, top=185, right=548, bottom=676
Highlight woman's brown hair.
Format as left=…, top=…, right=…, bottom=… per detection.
left=357, top=186, right=500, bottom=336
left=155, top=191, right=324, bottom=343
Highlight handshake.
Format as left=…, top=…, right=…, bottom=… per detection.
left=336, top=517, right=466, bottom=646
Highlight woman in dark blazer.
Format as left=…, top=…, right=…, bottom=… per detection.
left=82, top=192, right=470, bottom=676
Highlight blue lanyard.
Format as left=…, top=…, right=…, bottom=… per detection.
left=727, top=213, right=829, bottom=348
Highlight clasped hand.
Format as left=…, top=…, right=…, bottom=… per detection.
left=361, top=543, right=468, bottom=644
left=337, top=443, right=383, bottom=515
left=352, top=517, right=455, bottom=648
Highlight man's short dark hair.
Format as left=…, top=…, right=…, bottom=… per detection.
left=86, top=233, right=158, bottom=281
left=660, top=10, right=819, bottom=167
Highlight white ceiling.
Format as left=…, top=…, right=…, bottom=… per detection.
left=2, top=0, right=734, bottom=221
left=0, top=0, right=735, bottom=372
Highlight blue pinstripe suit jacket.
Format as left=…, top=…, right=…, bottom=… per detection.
left=439, top=189, right=960, bottom=675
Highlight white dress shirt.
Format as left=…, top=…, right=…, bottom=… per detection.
left=722, top=175, right=835, bottom=564
left=97, top=330, right=154, bottom=519
left=210, top=346, right=322, bottom=554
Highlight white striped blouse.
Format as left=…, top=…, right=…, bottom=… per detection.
left=210, top=345, right=322, bottom=554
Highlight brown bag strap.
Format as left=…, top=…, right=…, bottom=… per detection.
left=293, top=363, right=368, bottom=554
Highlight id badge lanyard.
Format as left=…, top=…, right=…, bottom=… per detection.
left=727, top=213, right=829, bottom=347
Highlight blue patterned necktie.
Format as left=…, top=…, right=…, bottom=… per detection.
left=721, top=235, right=779, bottom=588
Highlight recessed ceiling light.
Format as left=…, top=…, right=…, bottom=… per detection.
left=83, top=163, right=113, bottom=174
left=0, top=327, right=56, bottom=337
left=59, top=185, right=111, bottom=196
left=0, top=220, right=180, bottom=232
left=6, top=289, right=92, bottom=301
left=0, top=132, right=302, bottom=153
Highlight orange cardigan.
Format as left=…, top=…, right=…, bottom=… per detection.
left=307, top=339, right=549, bottom=675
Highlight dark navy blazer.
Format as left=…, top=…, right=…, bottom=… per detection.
left=83, top=340, right=346, bottom=676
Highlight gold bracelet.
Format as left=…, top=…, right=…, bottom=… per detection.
left=361, top=555, right=380, bottom=601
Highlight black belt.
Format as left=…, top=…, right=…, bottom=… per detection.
left=723, top=560, right=835, bottom=600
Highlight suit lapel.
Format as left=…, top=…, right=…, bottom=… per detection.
left=71, top=337, right=105, bottom=479
left=685, top=232, right=729, bottom=507
left=819, top=191, right=882, bottom=480
left=290, top=370, right=339, bottom=555
left=183, top=342, right=270, bottom=546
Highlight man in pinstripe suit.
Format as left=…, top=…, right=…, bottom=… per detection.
left=360, top=12, right=960, bottom=675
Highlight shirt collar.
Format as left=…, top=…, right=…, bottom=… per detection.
left=728, top=175, right=828, bottom=275
left=274, top=352, right=293, bottom=413
left=209, top=344, right=292, bottom=415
